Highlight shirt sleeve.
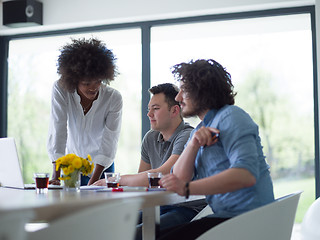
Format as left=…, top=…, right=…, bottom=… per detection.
left=47, top=81, right=68, bottom=163
left=218, top=109, right=260, bottom=180
left=95, top=90, right=123, bottom=168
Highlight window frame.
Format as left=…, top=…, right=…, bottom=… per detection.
left=0, top=5, right=318, bottom=197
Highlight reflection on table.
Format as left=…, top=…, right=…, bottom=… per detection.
left=0, top=187, right=204, bottom=240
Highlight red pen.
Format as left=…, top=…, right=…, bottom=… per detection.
left=111, top=187, right=148, bottom=192
left=112, top=188, right=124, bottom=192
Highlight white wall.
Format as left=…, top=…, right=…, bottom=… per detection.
left=0, top=0, right=315, bottom=35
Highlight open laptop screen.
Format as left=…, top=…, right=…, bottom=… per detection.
left=0, top=137, right=62, bottom=189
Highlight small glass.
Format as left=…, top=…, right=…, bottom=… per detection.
left=147, top=172, right=162, bottom=188
left=104, top=172, right=121, bottom=188
left=34, top=173, right=49, bottom=194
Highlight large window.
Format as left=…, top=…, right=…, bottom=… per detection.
left=7, top=28, right=142, bottom=182
left=151, top=13, right=315, bottom=226
left=3, top=7, right=318, bottom=239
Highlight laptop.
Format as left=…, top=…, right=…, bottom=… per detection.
left=0, top=137, right=62, bottom=190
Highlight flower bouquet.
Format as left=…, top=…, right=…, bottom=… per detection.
left=56, top=153, right=94, bottom=191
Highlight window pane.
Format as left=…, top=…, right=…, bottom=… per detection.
left=151, top=13, right=315, bottom=230
left=7, top=28, right=141, bottom=183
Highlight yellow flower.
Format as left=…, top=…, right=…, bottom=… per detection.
left=72, top=156, right=82, bottom=169
left=59, top=175, right=71, bottom=181
left=68, top=165, right=75, bottom=173
left=62, top=167, right=69, bottom=175
left=55, top=153, right=94, bottom=178
left=55, top=162, right=60, bottom=171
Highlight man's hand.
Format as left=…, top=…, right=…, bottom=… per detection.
left=159, top=174, right=187, bottom=196
left=190, top=126, right=219, bottom=148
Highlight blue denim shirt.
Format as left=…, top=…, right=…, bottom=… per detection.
left=192, top=105, right=274, bottom=218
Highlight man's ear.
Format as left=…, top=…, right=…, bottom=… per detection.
left=171, top=105, right=180, bottom=116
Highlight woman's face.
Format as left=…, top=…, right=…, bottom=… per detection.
left=77, top=80, right=101, bottom=100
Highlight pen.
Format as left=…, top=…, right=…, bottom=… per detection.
left=211, top=132, right=219, bottom=141
left=202, top=132, right=219, bottom=148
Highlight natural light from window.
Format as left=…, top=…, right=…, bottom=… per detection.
left=150, top=13, right=314, bottom=229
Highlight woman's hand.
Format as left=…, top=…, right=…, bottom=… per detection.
left=49, top=179, right=60, bottom=185
left=159, top=174, right=187, bottom=197
left=91, top=179, right=106, bottom=186
left=49, top=164, right=61, bottom=185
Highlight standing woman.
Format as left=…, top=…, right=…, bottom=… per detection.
left=47, top=38, right=122, bottom=186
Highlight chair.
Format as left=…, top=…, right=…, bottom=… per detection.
left=191, top=205, right=213, bottom=221
left=26, top=198, right=143, bottom=240
left=196, top=191, right=302, bottom=240
left=301, top=196, right=320, bottom=240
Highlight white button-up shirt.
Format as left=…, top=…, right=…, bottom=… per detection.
left=47, top=81, right=122, bottom=174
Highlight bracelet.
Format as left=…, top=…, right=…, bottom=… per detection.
left=185, top=182, right=190, bottom=199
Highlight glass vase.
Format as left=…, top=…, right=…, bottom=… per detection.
left=63, top=170, right=81, bottom=192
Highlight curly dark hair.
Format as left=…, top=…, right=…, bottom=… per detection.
left=172, top=59, right=236, bottom=113
left=57, top=38, right=117, bottom=92
left=149, top=83, right=180, bottom=109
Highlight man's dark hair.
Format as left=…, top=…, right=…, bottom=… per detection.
left=57, top=37, right=117, bottom=92
left=172, top=59, right=236, bottom=113
left=149, top=83, right=180, bottom=109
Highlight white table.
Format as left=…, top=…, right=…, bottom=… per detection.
left=0, top=187, right=204, bottom=240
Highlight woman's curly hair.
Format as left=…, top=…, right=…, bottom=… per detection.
left=57, top=38, right=117, bottom=92
left=172, top=59, right=236, bottom=114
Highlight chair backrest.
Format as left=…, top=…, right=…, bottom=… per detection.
left=191, top=205, right=213, bottom=221
left=27, top=197, right=143, bottom=240
left=301, top=196, right=320, bottom=240
left=197, top=191, right=302, bottom=240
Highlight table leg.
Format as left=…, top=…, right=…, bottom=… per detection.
left=142, top=206, right=160, bottom=240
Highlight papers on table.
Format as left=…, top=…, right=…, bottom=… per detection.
left=95, top=186, right=167, bottom=192
left=80, top=185, right=167, bottom=192
left=97, top=186, right=147, bottom=192
left=79, top=185, right=107, bottom=190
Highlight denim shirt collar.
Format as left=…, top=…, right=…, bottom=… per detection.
left=198, top=109, right=221, bottom=130
left=202, top=105, right=230, bottom=127
left=203, top=109, right=218, bottom=126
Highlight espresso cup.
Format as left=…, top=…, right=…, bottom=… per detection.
left=104, top=172, right=121, bottom=188
left=147, top=172, right=162, bottom=188
left=34, top=173, right=49, bottom=194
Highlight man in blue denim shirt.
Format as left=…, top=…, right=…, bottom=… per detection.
left=159, top=59, right=274, bottom=240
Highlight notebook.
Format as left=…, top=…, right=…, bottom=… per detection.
left=0, top=137, right=62, bottom=190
